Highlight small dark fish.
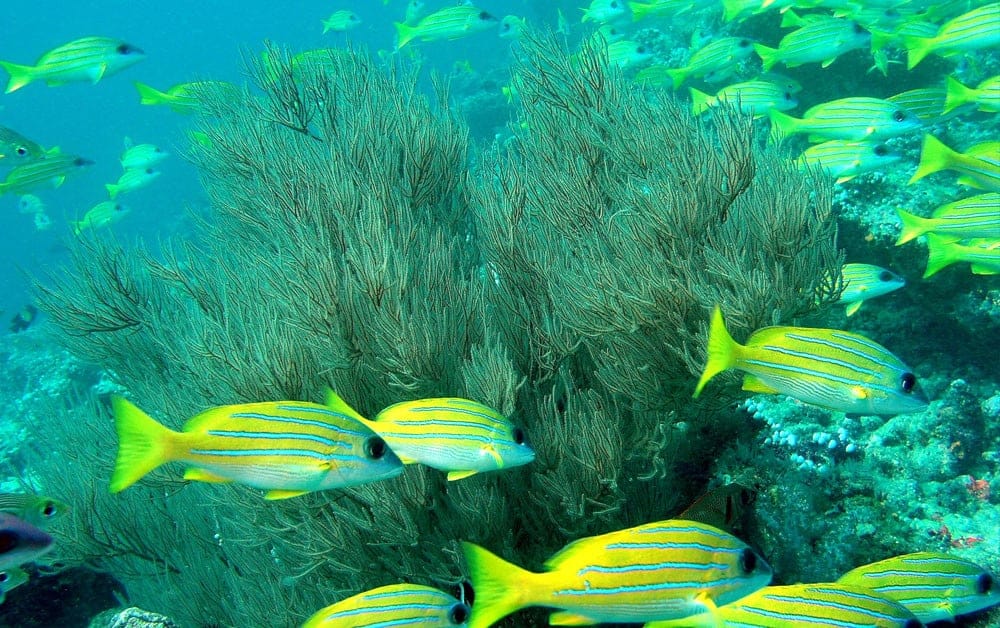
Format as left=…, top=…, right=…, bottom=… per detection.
left=0, top=513, right=53, bottom=570
left=677, top=482, right=755, bottom=533
left=9, top=305, right=37, bottom=333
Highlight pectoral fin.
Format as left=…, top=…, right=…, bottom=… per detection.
left=845, top=301, right=862, bottom=316
left=89, top=63, right=108, bottom=83
left=742, top=374, right=780, bottom=394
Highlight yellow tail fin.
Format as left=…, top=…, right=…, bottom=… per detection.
left=909, top=134, right=955, bottom=185
left=109, top=396, right=176, bottom=493
left=895, top=209, right=930, bottom=246
left=0, top=60, right=35, bottom=94
left=462, top=541, right=535, bottom=628
left=693, top=306, right=740, bottom=398
left=133, top=81, right=168, bottom=106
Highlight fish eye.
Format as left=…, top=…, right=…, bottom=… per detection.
left=0, top=571, right=8, bottom=583
left=117, top=44, right=140, bottom=55
left=738, top=548, right=757, bottom=574
left=852, top=22, right=865, bottom=34
left=512, top=427, right=526, bottom=445
left=611, top=0, right=619, bottom=6
left=977, top=572, right=993, bottom=594
left=145, top=168, right=154, bottom=174
left=16, top=146, right=27, bottom=156
left=900, top=372, right=916, bottom=393
left=738, top=39, right=750, bottom=47
left=878, top=270, right=894, bottom=281
left=873, top=144, right=888, bottom=156
left=479, top=11, right=491, bottom=20
left=42, top=502, right=57, bottom=517
left=637, top=46, right=646, bottom=54
left=448, top=602, right=470, bottom=625
left=892, top=109, right=907, bottom=122
left=365, top=436, right=387, bottom=460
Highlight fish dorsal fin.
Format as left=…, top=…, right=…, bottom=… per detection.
left=184, top=468, right=231, bottom=483
left=742, top=374, right=780, bottom=394
left=324, top=388, right=369, bottom=424
left=543, top=534, right=602, bottom=571
left=265, top=489, right=308, bottom=500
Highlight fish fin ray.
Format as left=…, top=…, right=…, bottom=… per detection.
left=447, top=470, right=477, bottom=481
left=462, top=542, right=534, bottom=628
left=693, top=306, right=740, bottom=398
left=110, top=396, right=177, bottom=493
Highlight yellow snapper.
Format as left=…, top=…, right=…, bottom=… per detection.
left=499, top=15, right=528, bottom=39
left=462, top=519, right=772, bottom=627
left=0, top=126, right=47, bottom=162
left=120, top=140, right=169, bottom=170
left=607, top=40, right=653, bottom=69
left=888, top=87, right=959, bottom=125
left=837, top=552, right=1000, bottom=623
left=71, top=200, right=130, bottom=236
left=582, top=0, right=628, bottom=23
left=109, top=394, right=403, bottom=500
left=769, top=97, right=922, bottom=142
left=797, top=139, right=901, bottom=184
left=909, top=134, right=1000, bottom=191
left=0, top=493, right=70, bottom=529
left=0, top=37, right=145, bottom=93
left=628, top=0, right=697, bottom=22
left=833, top=263, right=906, bottom=316
left=754, top=17, right=870, bottom=71
left=924, top=235, right=1000, bottom=278
left=693, top=306, right=928, bottom=415
left=690, top=79, right=797, bottom=118
left=0, top=513, right=52, bottom=571
left=394, top=6, right=498, bottom=49
left=302, top=584, right=470, bottom=627
left=106, top=167, right=161, bottom=199
left=0, top=566, right=28, bottom=604
left=329, top=392, right=535, bottom=481
left=644, top=582, right=921, bottom=627
left=0, top=153, right=93, bottom=196
left=660, top=37, right=756, bottom=90
left=322, top=10, right=361, bottom=34
left=903, top=3, right=1000, bottom=69
left=944, top=75, right=1000, bottom=114
left=896, top=193, right=1000, bottom=245
left=134, top=80, right=239, bottom=114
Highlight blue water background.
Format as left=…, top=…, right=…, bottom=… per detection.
left=1, top=1, right=574, bottom=318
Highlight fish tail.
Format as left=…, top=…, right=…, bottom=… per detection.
left=321, top=19, right=333, bottom=34
left=667, top=68, right=687, bottom=90
left=721, top=0, right=745, bottom=22
left=923, top=234, right=956, bottom=279
left=134, top=81, right=168, bottom=106
left=105, top=183, right=119, bottom=199
left=0, top=61, right=35, bottom=94
left=752, top=43, right=778, bottom=72
left=693, top=306, right=740, bottom=398
left=895, top=209, right=929, bottom=245
left=902, top=35, right=933, bottom=70
left=109, top=395, right=177, bottom=493
left=462, top=541, right=534, bottom=628
left=942, top=76, right=970, bottom=114
left=767, top=108, right=797, bottom=142
left=689, top=87, right=713, bottom=115
left=909, top=134, right=955, bottom=185
left=394, top=21, right=415, bottom=49
left=628, top=2, right=650, bottom=21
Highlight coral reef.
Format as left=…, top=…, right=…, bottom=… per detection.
left=28, top=35, right=841, bottom=625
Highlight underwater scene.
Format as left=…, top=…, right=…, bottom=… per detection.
left=1, top=0, right=999, bottom=626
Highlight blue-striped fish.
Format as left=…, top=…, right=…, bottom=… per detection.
left=462, top=519, right=772, bottom=627
left=834, top=263, right=906, bottom=316
left=661, top=37, right=757, bottom=89
left=394, top=6, right=498, bottom=49
left=837, top=552, right=1000, bottom=623
left=770, top=97, right=922, bottom=142
left=0, top=37, right=145, bottom=93
left=0, top=513, right=52, bottom=571
left=331, top=392, right=535, bottom=481
left=644, top=582, right=921, bottom=627
left=134, top=80, right=239, bottom=114
left=797, top=139, right=901, bottom=184
left=321, top=10, right=361, bottom=34
left=0, top=493, right=70, bottom=529
left=903, top=3, right=1000, bottom=69
left=896, top=193, right=1000, bottom=245
left=302, top=584, right=469, bottom=627
left=693, top=306, right=928, bottom=415
left=106, top=167, right=160, bottom=199
left=0, top=567, right=28, bottom=604
left=924, top=235, right=1000, bottom=278
left=120, top=140, right=169, bottom=170
left=0, top=153, right=94, bottom=196
left=754, top=18, right=870, bottom=71
left=690, top=80, right=797, bottom=118
left=944, top=75, right=1000, bottom=114
left=888, top=87, right=962, bottom=125
left=71, top=200, right=130, bottom=236
left=909, top=135, right=1000, bottom=191
left=109, top=394, right=403, bottom=500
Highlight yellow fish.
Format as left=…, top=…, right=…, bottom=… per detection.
left=1, top=37, right=145, bottom=93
